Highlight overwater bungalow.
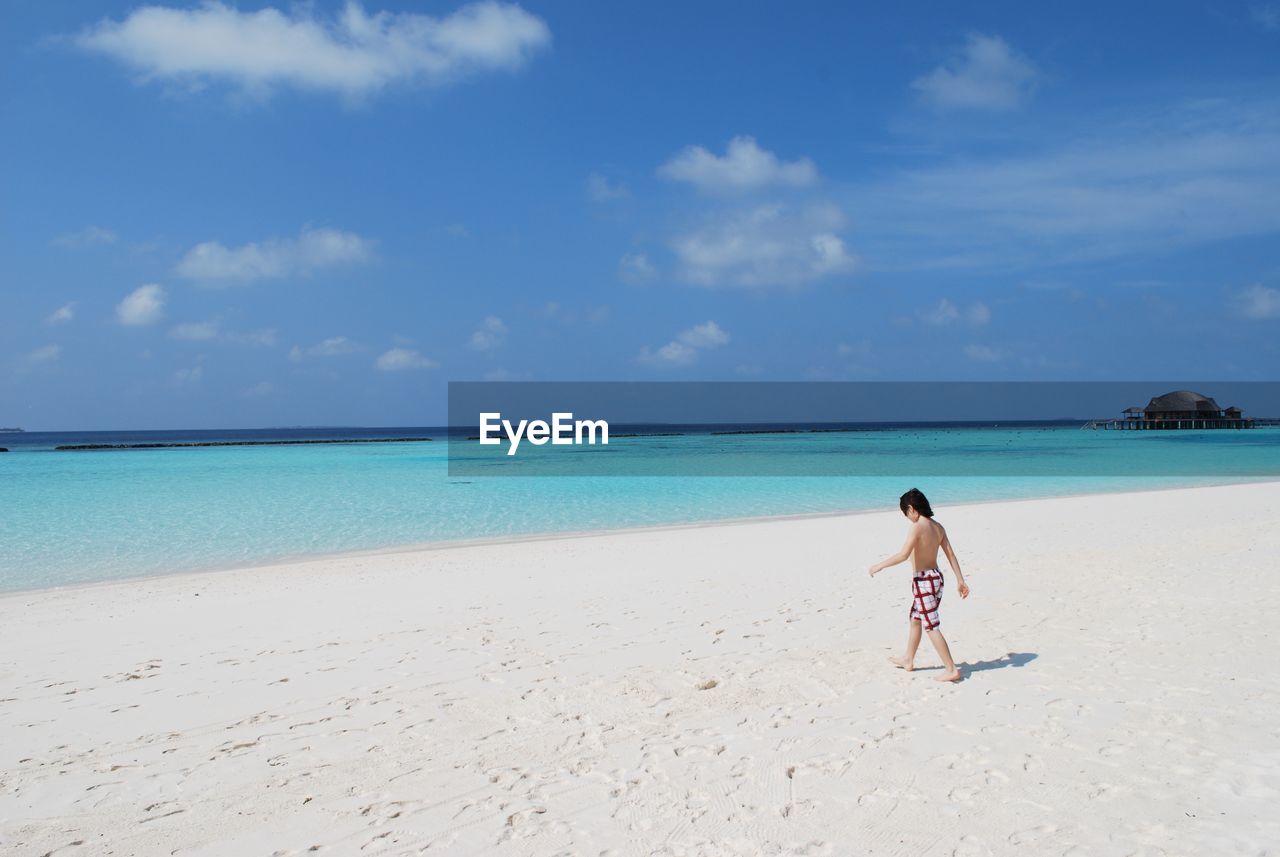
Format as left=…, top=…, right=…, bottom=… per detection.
left=1099, top=390, right=1253, bottom=430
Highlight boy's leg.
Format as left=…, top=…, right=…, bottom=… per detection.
left=889, top=618, right=922, bottom=670
left=925, top=628, right=963, bottom=682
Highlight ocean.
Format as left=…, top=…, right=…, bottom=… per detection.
left=2, top=423, right=1277, bottom=591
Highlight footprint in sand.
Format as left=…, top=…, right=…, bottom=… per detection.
left=1098, top=741, right=1131, bottom=758
left=1007, top=824, right=1058, bottom=846
left=1087, top=782, right=1120, bottom=800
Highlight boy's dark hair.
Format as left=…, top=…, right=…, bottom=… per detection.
left=899, top=488, right=934, bottom=518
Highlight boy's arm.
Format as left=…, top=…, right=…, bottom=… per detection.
left=940, top=530, right=971, bottom=598
left=869, top=528, right=917, bottom=577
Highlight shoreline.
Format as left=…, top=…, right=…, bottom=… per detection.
left=3, top=479, right=1277, bottom=854
left=4, top=475, right=1276, bottom=600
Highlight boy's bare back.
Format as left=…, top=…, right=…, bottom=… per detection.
left=909, top=517, right=947, bottom=572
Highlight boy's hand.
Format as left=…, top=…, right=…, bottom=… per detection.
left=868, top=565, right=879, bottom=578
left=958, top=580, right=970, bottom=599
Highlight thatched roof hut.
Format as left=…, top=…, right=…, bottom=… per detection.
left=1144, top=390, right=1223, bottom=419
left=1145, top=390, right=1220, bottom=413
left=1103, top=390, right=1251, bottom=429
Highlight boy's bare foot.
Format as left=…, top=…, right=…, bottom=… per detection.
left=933, top=669, right=963, bottom=683
left=888, top=655, right=914, bottom=671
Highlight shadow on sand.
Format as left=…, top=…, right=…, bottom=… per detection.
left=963, top=652, right=1038, bottom=674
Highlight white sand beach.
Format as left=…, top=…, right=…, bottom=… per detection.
left=2, top=482, right=1278, bottom=856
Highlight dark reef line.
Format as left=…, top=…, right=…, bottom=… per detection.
left=54, top=438, right=434, bottom=451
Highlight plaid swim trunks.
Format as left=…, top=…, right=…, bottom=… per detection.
left=909, top=567, right=945, bottom=630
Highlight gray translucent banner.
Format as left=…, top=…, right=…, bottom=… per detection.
left=447, top=382, right=1280, bottom=477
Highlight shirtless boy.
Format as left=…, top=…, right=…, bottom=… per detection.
left=869, top=488, right=970, bottom=682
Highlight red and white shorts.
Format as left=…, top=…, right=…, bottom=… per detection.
left=909, top=567, right=944, bottom=630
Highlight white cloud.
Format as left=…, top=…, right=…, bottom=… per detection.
left=677, top=320, right=730, bottom=348
left=919, top=298, right=991, bottom=326
left=1233, top=284, right=1280, bottom=319
left=658, top=136, right=818, bottom=193
left=921, top=299, right=960, bottom=326
left=469, top=316, right=507, bottom=351
left=47, top=303, right=76, bottom=324
left=227, top=328, right=278, bottom=347
left=174, top=365, right=204, bottom=385
left=52, top=225, right=116, bottom=248
left=24, top=344, right=62, bottom=365
left=912, top=33, right=1036, bottom=111
left=586, top=172, right=629, bottom=201
left=290, top=336, right=361, bottom=361
left=848, top=98, right=1280, bottom=270
left=619, top=252, right=657, bottom=284
left=639, top=320, right=730, bottom=368
left=671, top=204, right=856, bottom=287
left=375, top=347, right=438, bottom=371
left=963, top=344, right=1003, bottom=362
left=619, top=251, right=660, bottom=285
left=165, top=322, right=277, bottom=346
left=1253, top=5, right=1280, bottom=30
left=74, top=1, right=552, bottom=100
left=639, top=340, right=698, bottom=367
left=177, top=226, right=371, bottom=283
left=482, top=367, right=529, bottom=381
left=116, top=284, right=166, bottom=326
left=308, top=337, right=359, bottom=357
left=169, top=320, right=220, bottom=341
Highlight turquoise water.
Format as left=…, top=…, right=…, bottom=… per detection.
left=2, top=425, right=1277, bottom=591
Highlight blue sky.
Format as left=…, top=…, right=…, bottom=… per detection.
left=2, top=0, right=1279, bottom=430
